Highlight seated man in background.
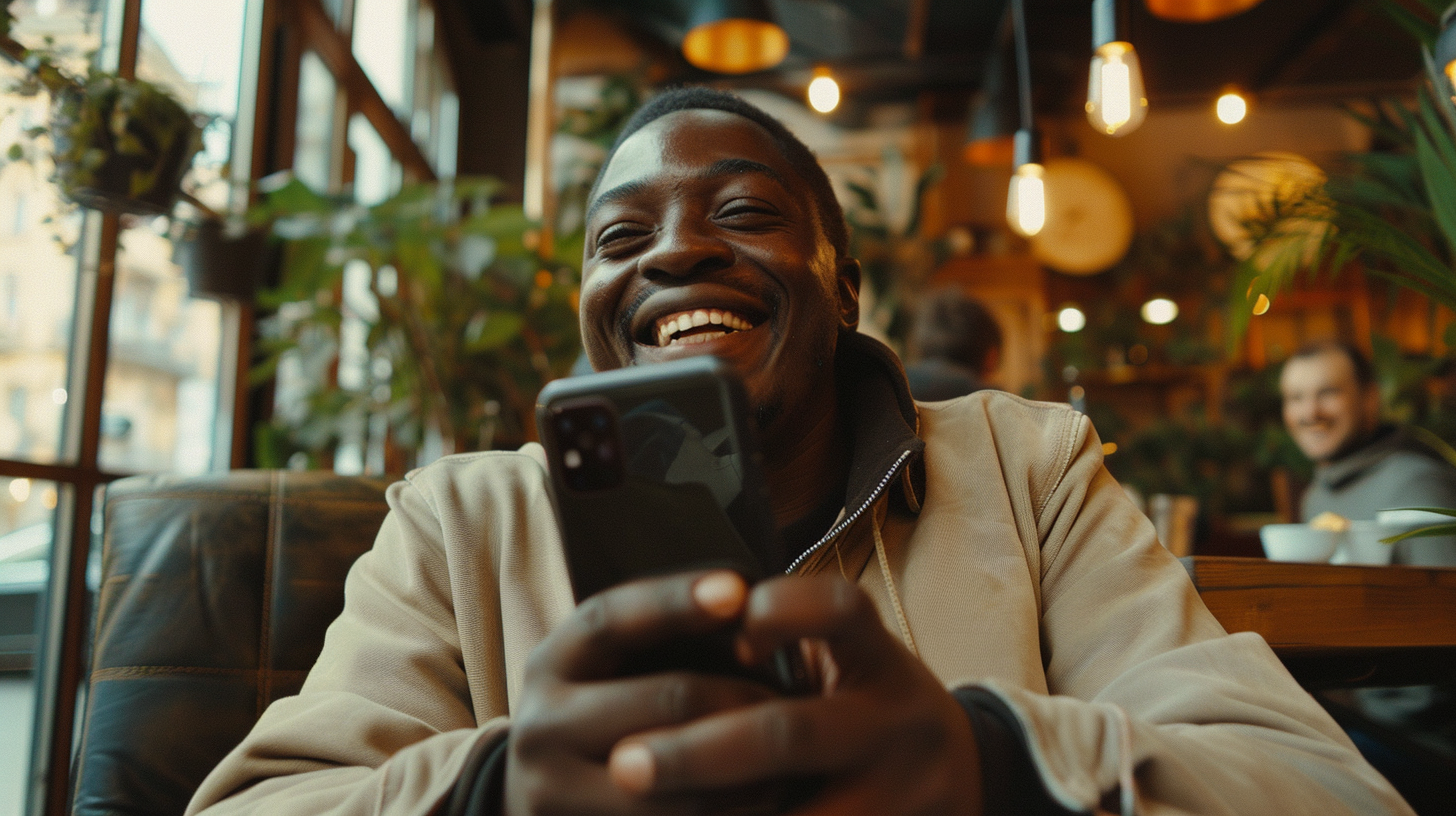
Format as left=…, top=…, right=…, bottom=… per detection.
left=904, top=288, right=1003, bottom=402
left=1280, top=339, right=1456, bottom=566
left=187, top=89, right=1411, bottom=816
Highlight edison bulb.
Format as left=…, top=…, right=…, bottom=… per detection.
left=1057, top=306, right=1087, bottom=333
left=1141, top=297, right=1178, bottom=325
left=1086, top=42, right=1147, bottom=136
left=1007, top=163, right=1047, bottom=237
left=807, top=72, right=840, bottom=114
left=1216, top=91, right=1247, bottom=124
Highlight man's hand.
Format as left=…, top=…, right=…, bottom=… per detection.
left=503, top=571, right=783, bottom=816
left=605, top=573, right=984, bottom=816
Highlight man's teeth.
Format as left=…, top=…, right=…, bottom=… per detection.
left=654, top=309, right=753, bottom=346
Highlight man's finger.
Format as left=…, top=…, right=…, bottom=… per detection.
left=735, top=575, right=902, bottom=680
left=607, top=691, right=892, bottom=793
left=514, top=671, right=779, bottom=757
left=531, top=570, right=747, bottom=681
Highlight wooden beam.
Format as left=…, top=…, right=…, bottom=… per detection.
left=293, top=0, right=435, bottom=182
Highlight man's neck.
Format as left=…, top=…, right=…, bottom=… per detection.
left=763, top=394, right=849, bottom=533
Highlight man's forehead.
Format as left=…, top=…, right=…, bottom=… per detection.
left=1282, top=351, right=1357, bottom=389
left=592, top=109, right=796, bottom=201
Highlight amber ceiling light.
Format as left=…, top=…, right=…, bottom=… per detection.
left=682, top=0, right=789, bottom=75
left=1144, top=0, right=1262, bottom=23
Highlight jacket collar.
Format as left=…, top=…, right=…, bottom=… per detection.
left=834, top=331, right=925, bottom=517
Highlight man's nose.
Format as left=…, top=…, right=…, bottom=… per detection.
left=637, top=218, right=733, bottom=279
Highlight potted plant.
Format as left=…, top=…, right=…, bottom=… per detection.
left=249, top=174, right=582, bottom=469
left=5, top=26, right=200, bottom=215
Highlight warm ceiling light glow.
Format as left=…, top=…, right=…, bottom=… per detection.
left=1145, top=0, right=1263, bottom=22
left=682, top=18, right=789, bottom=74
left=9, top=478, right=31, bottom=503
left=1252, top=293, right=1272, bottom=315
left=1057, top=305, right=1087, bottom=333
left=1141, top=297, right=1178, bottom=324
left=1007, top=162, right=1047, bottom=237
left=807, top=70, right=840, bottom=114
left=1216, top=91, right=1247, bottom=124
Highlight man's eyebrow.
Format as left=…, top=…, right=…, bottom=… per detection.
left=699, top=158, right=789, bottom=188
left=585, top=179, right=652, bottom=230
left=585, top=159, right=791, bottom=229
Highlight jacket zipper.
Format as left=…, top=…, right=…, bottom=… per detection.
left=785, top=448, right=914, bottom=574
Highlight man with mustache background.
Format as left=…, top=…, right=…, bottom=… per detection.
left=188, top=89, right=1413, bottom=816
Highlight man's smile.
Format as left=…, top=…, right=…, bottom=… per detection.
left=651, top=308, right=756, bottom=347
left=626, top=283, right=772, bottom=354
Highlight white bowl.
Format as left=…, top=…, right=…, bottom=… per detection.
left=1260, top=524, right=1341, bottom=563
left=1332, top=520, right=1395, bottom=566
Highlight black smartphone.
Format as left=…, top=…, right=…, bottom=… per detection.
left=536, top=356, right=809, bottom=694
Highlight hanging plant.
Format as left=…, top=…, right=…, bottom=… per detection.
left=48, top=72, right=200, bottom=214
left=5, top=35, right=200, bottom=215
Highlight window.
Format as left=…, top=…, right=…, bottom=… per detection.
left=4, top=0, right=460, bottom=809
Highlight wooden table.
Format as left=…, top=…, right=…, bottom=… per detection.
left=1181, top=556, right=1456, bottom=688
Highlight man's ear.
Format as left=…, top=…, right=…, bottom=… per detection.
left=837, top=258, right=861, bottom=332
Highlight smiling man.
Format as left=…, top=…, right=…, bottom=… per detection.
left=1280, top=340, right=1456, bottom=566
left=188, top=89, right=1412, bottom=816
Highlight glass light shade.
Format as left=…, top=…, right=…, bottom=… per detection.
left=807, top=70, right=840, bottom=113
left=1085, top=42, right=1147, bottom=137
left=682, top=18, right=789, bottom=74
left=1007, top=163, right=1047, bottom=237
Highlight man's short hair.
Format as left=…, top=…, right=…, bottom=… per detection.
left=910, top=289, right=1003, bottom=372
left=590, top=86, right=850, bottom=261
left=1287, top=340, right=1376, bottom=387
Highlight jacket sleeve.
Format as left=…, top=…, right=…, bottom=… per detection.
left=186, top=474, right=506, bottom=816
left=969, top=409, right=1414, bottom=816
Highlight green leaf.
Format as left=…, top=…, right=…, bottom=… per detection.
left=1372, top=0, right=1439, bottom=46
left=465, top=312, right=525, bottom=351
left=1380, top=522, right=1456, bottom=544
left=845, top=181, right=878, bottom=212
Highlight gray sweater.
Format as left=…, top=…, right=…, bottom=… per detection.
left=1301, top=425, right=1456, bottom=566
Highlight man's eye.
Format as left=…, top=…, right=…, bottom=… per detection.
left=597, top=225, right=647, bottom=248
left=716, top=203, right=778, bottom=223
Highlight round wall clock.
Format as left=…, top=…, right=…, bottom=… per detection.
left=1029, top=157, right=1135, bottom=276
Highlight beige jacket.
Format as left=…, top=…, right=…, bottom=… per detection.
left=188, top=378, right=1411, bottom=815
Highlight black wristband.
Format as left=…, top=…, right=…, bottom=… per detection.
left=951, top=687, right=1083, bottom=816
left=443, top=729, right=511, bottom=816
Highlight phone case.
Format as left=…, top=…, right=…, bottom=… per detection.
left=536, top=357, right=811, bottom=698
left=536, top=356, right=780, bottom=602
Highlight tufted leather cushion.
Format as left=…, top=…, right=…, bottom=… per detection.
left=71, top=471, right=392, bottom=816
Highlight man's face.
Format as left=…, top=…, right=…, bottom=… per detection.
left=1280, top=350, right=1381, bottom=463
left=579, top=110, right=858, bottom=445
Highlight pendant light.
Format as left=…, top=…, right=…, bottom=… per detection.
left=1144, top=0, right=1262, bottom=23
left=1086, top=0, right=1147, bottom=137
left=1006, top=0, right=1045, bottom=237
left=965, top=8, right=1018, bottom=167
left=807, top=65, right=840, bottom=114
left=681, top=0, right=790, bottom=75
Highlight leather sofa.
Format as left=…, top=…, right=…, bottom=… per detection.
left=70, top=471, right=392, bottom=815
